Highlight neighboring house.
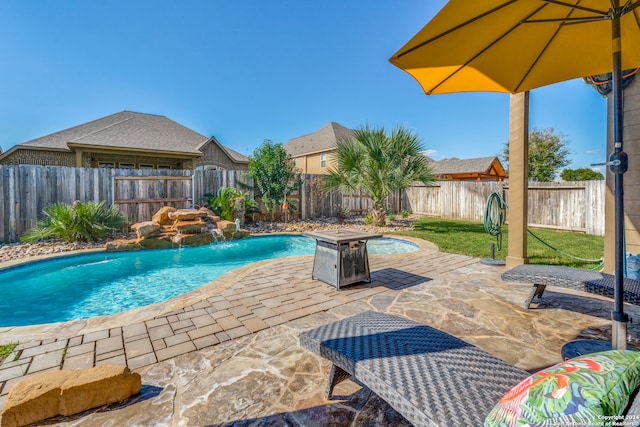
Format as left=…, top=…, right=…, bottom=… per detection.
left=0, top=111, right=248, bottom=170
left=285, top=122, right=354, bottom=174
left=429, top=156, right=506, bottom=181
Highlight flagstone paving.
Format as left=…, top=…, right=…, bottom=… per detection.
left=1, top=236, right=639, bottom=426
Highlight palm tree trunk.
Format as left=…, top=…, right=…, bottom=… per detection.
left=371, top=207, right=386, bottom=226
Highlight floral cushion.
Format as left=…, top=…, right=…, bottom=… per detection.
left=484, top=350, right=640, bottom=427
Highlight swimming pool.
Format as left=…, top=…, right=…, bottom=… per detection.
left=0, top=235, right=418, bottom=327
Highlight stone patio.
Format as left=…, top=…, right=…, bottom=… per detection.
left=1, top=236, right=638, bottom=426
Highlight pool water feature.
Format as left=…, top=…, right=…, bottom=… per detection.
left=0, top=235, right=418, bottom=327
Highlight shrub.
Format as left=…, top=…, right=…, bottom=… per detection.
left=401, top=210, right=411, bottom=218
left=21, top=201, right=126, bottom=243
left=243, top=198, right=261, bottom=223
left=365, top=213, right=373, bottom=225
left=202, top=187, right=245, bottom=221
left=335, top=204, right=351, bottom=224
left=203, top=188, right=262, bottom=223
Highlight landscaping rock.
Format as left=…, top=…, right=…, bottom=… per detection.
left=234, top=230, right=251, bottom=239
left=198, top=207, right=219, bottom=223
left=131, top=221, right=161, bottom=239
left=172, top=233, right=215, bottom=247
left=58, top=366, right=141, bottom=416
left=0, top=370, right=69, bottom=427
left=174, top=220, right=206, bottom=234
left=138, top=235, right=174, bottom=250
left=152, top=206, right=176, bottom=226
left=0, top=366, right=141, bottom=427
left=105, top=239, right=142, bottom=252
left=216, top=220, right=237, bottom=240
left=168, top=209, right=207, bottom=222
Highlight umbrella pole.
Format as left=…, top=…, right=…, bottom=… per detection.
left=611, top=10, right=629, bottom=350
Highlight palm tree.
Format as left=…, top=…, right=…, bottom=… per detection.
left=324, top=125, right=434, bottom=226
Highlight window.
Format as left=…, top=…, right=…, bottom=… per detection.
left=157, top=165, right=171, bottom=170
left=321, top=153, right=327, bottom=168
left=118, top=163, right=135, bottom=169
left=139, top=164, right=154, bottom=170
left=98, top=162, right=115, bottom=168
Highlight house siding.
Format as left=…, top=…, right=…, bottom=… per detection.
left=198, top=142, right=248, bottom=170
left=294, top=152, right=335, bottom=174
left=0, top=149, right=75, bottom=167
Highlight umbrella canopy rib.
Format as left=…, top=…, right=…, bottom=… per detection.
left=543, top=0, right=609, bottom=16
left=394, top=0, right=519, bottom=59
left=515, top=2, right=609, bottom=91
left=516, top=5, right=580, bottom=92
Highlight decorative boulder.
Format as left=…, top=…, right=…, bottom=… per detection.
left=131, top=221, right=161, bottom=239
left=171, top=233, right=214, bottom=247
left=198, top=206, right=216, bottom=217
left=106, top=205, right=248, bottom=252
left=216, top=220, right=236, bottom=232
left=0, top=365, right=141, bottom=427
left=105, top=239, right=142, bottom=252
left=174, top=220, right=206, bottom=235
left=152, top=206, right=176, bottom=226
left=197, top=207, right=220, bottom=222
left=234, top=230, right=251, bottom=239
left=138, top=235, right=173, bottom=250
left=168, top=209, right=207, bottom=222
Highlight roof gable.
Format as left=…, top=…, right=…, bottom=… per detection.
left=198, top=137, right=249, bottom=163
left=17, top=111, right=209, bottom=155
left=285, top=122, right=354, bottom=157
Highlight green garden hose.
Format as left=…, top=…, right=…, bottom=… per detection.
left=483, top=192, right=507, bottom=251
left=483, top=191, right=603, bottom=268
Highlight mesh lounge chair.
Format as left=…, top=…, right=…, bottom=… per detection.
left=299, top=311, right=530, bottom=426
left=501, top=264, right=640, bottom=308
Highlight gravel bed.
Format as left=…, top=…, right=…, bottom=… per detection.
left=0, top=215, right=417, bottom=264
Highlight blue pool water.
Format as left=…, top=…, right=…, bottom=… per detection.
left=0, top=235, right=418, bottom=327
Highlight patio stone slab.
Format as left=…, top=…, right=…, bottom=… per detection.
left=2, top=237, right=638, bottom=426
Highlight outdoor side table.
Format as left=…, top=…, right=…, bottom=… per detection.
left=303, top=229, right=382, bottom=290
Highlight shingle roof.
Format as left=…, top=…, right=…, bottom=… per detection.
left=430, top=156, right=504, bottom=175
left=219, top=144, right=249, bottom=163
left=285, top=122, right=355, bottom=157
left=18, top=111, right=209, bottom=155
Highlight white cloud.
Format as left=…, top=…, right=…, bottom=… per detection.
left=421, top=149, right=438, bottom=158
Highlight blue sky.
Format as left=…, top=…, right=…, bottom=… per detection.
left=0, top=0, right=608, bottom=171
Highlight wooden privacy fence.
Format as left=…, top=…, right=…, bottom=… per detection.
left=0, top=165, right=605, bottom=242
left=0, top=166, right=192, bottom=242
left=297, top=175, right=400, bottom=219
left=112, top=176, right=194, bottom=224
left=403, top=180, right=605, bottom=235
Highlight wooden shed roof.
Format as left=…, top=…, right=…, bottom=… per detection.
left=430, top=156, right=506, bottom=179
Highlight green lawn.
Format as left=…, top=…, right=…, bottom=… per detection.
left=396, top=217, right=604, bottom=269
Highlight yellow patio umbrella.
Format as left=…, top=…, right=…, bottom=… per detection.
left=390, top=0, right=640, bottom=350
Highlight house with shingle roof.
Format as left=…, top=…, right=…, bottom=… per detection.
left=429, top=156, right=506, bottom=181
left=284, top=122, right=354, bottom=173
left=0, top=111, right=248, bottom=170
